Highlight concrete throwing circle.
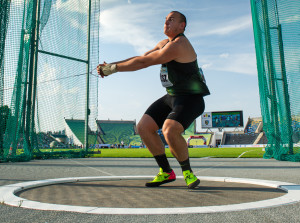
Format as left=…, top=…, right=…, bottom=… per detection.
left=1, top=176, right=300, bottom=215
left=15, top=179, right=287, bottom=208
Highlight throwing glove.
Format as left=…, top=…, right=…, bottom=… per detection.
left=98, top=64, right=118, bottom=76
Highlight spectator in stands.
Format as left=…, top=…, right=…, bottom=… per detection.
left=97, top=11, right=210, bottom=189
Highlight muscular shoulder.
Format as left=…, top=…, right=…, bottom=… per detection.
left=157, top=39, right=169, bottom=49
left=162, top=36, right=186, bottom=54
left=172, top=35, right=188, bottom=47
left=171, top=36, right=197, bottom=62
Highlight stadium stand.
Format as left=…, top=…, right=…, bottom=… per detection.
left=221, top=117, right=267, bottom=146
left=223, top=133, right=259, bottom=145
left=292, top=117, right=300, bottom=145
left=96, top=120, right=142, bottom=147
left=63, top=117, right=272, bottom=148
left=244, top=117, right=262, bottom=134
left=220, top=115, right=300, bottom=147
left=127, top=135, right=143, bottom=147
left=219, top=116, right=299, bottom=147
left=11, top=132, right=57, bottom=150
left=51, top=134, right=68, bottom=144
left=65, top=119, right=98, bottom=146
left=60, top=116, right=300, bottom=149
left=36, top=133, right=54, bottom=148
left=257, top=132, right=268, bottom=144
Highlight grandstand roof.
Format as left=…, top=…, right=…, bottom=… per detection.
left=64, top=119, right=97, bottom=145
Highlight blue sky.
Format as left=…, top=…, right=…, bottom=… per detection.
left=97, top=0, right=261, bottom=131
left=6, top=0, right=261, bottom=132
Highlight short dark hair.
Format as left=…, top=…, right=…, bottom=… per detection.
left=171, top=11, right=187, bottom=29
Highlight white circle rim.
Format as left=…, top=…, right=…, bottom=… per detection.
left=0, top=176, right=300, bottom=215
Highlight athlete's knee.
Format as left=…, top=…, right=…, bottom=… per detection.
left=137, top=115, right=158, bottom=136
left=162, top=120, right=183, bottom=141
left=136, top=121, right=146, bottom=136
left=162, top=126, right=176, bottom=142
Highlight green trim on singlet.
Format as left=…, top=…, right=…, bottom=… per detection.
left=165, top=60, right=210, bottom=96
left=161, top=34, right=210, bottom=96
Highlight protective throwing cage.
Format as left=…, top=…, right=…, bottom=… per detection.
left=0, top=0, right=100, bottom=161
left=1, top=0, right=300, bottom=162
left=251, top=0, right=300, bottom=161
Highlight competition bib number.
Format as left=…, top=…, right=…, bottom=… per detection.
left=160, top=66, right=173, bottom=88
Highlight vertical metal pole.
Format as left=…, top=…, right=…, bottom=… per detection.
left=250, top=0, right=272, bottom=127
left=30, top=0, right=42, bottom=150
left=26, top=0, right=40, bottom=152
left=261, top=0, right=281, bottom=149
left=12, top=29, right=26, bottom=153
left=85, top=0, right=92, bottom=152
left=277, top=24, right=293, bottom=154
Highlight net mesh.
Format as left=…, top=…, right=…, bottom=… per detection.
left=251, top=0, right=300, bottom=161
left=0, top=0, right=100, bottom=161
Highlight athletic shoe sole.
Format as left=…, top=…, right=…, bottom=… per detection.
left=145, top=178, right=176, bottom=187
left=187, top=178, right=200, bottom=189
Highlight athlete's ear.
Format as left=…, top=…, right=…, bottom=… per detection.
left=179, top=22, right=186, bottom=31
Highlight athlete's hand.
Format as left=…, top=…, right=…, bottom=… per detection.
left=97, top=62, right=118, bottom=78
left=97, top=62, right=106, bottom=77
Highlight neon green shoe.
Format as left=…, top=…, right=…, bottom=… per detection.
left=146, top=168, right=176, bottom=187
left=183, top=170, right=200, bottom=189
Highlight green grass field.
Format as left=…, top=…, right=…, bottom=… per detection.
left=88, top=147, right=265, bottom=158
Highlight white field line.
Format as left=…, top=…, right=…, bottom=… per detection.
left=69, top=159, right=115, bottom=176
left=193, top=150, right=256, bottom=175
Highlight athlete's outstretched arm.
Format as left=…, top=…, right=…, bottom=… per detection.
left=109, top=57, right=138, bottom=65
left=117, top=42, right=179, bottom=69
left=117, top=40, right=179, bottom=71
left=97, top=39, right=179, bottom=76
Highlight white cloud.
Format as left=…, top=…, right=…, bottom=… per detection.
left=201, top=63, right=213, bottom=69
left=65, top=87, right=79, bottom=94
left=53, top=0, right=88, bottom=14
left=219, top=53, right=229, bottom=58
left=38, top=63, right=62, bottom=96
left=68, top=17, right=86, bottom=32
left=38, top=63, right=58, bottom=82
left=100, top=4, right=161, bottom=54
left=99, top=0, right=124, bottom=8
left=189, top=15, right=252, bottom=37
left=280, top=14, right=300, bottom=24
left=202, top=53, right=257, bottom=75
left=206, top=16, right=252, bottom=36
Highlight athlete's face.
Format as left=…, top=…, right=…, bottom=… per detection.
left=164, top=12, right=184, bottom=36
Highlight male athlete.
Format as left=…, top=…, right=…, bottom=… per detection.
left=97, top=11, right=210, bottom=189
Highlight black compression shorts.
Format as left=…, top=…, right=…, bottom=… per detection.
left=144, top=94, right=205, bottom=130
